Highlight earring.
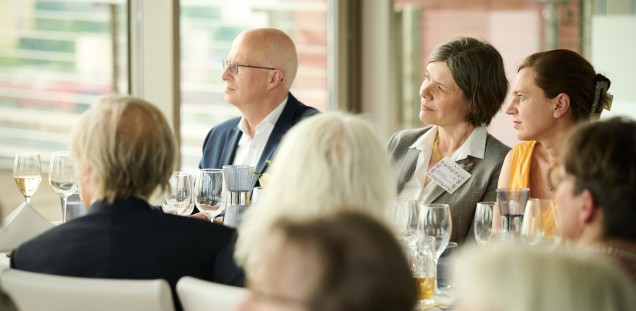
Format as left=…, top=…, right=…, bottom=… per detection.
left=553, top=111, right=558, bottom=119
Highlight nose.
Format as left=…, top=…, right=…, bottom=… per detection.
left=505, top=98, right=517, bottom=115
left=419, top=81, right=432, bottom=101
left=221, top=65, right=232, bottom=81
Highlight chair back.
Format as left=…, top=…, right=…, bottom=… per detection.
left=0, top=269, right=174, bottom=311
left=177, top=276, right=247, bottom=311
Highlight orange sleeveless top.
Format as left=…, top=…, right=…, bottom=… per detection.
left=509, top=141, right=557, bottom=235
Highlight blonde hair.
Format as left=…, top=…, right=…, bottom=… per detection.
left=235, top=111, right=395, bottom=269
left=456, top=245, right=636, bottom=311
left=70, top=94, right=177, bottom=203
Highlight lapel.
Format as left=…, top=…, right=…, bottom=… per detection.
left=252, top=94, right=299, bottom=187
left=397, top=148, right=420, bottom=193
left=221, top=127, right=242, bottom=166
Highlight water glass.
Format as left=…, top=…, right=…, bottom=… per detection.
left=474, top=201, right=496, bottom=245
left=49, top=151, right=78, bottom=223
left=496, top=188, right=530, bottom=240
left=437, top=242, right=458, bottom=290
left=161, top=171, right=194, bottom=216
left=222, top=165, right=255, bottom=193
left=193, top=169, right=225, bottom=220
left=521, top=198, right=562, bottom=251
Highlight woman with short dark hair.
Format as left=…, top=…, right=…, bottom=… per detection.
left=388, top=37, right=510, bottom=244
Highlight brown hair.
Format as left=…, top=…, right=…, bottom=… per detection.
left=429, top=37, right=508, bottom=126
left=518, top=49, right=611, bottom=121
left=562, top=117, right=636, bottom=240
left=270, top=210, right=417, bottom=311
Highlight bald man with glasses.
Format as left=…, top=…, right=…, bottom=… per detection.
left=198, top=29, right=318, bottom=215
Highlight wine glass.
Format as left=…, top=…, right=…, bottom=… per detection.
left=474, top=201, right=496, bottom=246
left=161, top=171, right=194, bottom=216
left=521, top=199, right=562, bottom=251
left=49, top=151, right=78, bottom=223
left=386, top=198, right=419, bottom=237
left=193, top=169, right=225, bottom=220
left=13, top=152, right=42, bottom=205
left=418, top=203, right=452, bottom=294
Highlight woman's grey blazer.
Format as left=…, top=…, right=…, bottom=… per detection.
left=387, top=127, right=510, bottom=244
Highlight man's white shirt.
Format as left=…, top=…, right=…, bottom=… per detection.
left=232, top=96, right=288, bottom=168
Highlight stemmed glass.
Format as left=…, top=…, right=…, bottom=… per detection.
left=387, top=198, right=419, bottom=254
left=161, top=171, right=194, bottom=216
left=473, top=201, right=496, bottom=246
left=193, top=169, right=225, bottom=221
left=13, top=152, right=42, bottom=205
left=418, top=203, right=452, bottom=294
left=49, top=151, right=78, bottom=223
left=521, top=199, right=562, bottom=251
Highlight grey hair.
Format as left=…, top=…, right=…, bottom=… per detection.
left=235, top=111, right=396, bottom=270
left=456, top=245, right=636, bottom=311
left=70, top=94, right=177, bottom=203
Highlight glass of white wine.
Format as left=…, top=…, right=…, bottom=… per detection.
left=13, top=152, right=42, bottom=205
left=49, top=151, right=78, bottom=223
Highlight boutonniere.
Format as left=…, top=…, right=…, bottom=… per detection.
left=253, top=160, right=273, bottom=187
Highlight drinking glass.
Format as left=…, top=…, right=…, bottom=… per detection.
left=521, top=198, right=562, bottom=251
left=386, top=198, right=419, bottom=237
left=410, top=236, right=436, bottom=307
left=161, top=171, right=194, bottom=216
left=474, top=201, right=496, bottom=246
left=13, top=152, right=42, bottom=204
left=193, top=169, right=225, bottom=221
left=49, top=151, right=78, bottom=223
left=418, top=203, right=452, bottom=293
left=496, top=188, right=530, bottom=240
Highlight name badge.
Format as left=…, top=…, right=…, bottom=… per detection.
left=426, top=157, right=471, bottom=194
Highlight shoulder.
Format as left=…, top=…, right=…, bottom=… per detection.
left=387, top=127, right=430, bottom=151
left=485, top=134, right=512, bottom=157
left=286, top=93, right=319, bottom=120
left=207, top=117, right=241, bottom=135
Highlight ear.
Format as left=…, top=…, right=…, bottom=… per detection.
left=553, top=93, right=571, bottom=119
left=578, top=189, right=598, bottom=225
left=266, top=69, right=284, bottom=90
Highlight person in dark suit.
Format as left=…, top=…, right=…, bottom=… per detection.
left=199, top=28, right=318, bottom=189
left=387, top=37, right=510, bottom=244
left=11, top=94, right=244, bottom=311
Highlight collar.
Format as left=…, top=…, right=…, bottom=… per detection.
left=409, top=126, right=487, bottom=160
left=87, top=196, right=152, bottom=214
left=237, top=96, right=288, bottom=137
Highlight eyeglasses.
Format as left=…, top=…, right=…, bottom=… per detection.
left=222, top=58, right=276, bottom=75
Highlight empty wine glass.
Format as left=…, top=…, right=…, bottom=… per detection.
left=418, top=203, right=452, bottom=294
left=49, top=151, right=78, bottom=223
left=13, top=152, right=42, bottom=205
left=474, top=201, right=496, bottom=246
left=193, top=169, right=225, bottom=220
left=161, top=171, right=194, bottom=216
left=521, top=198, right=562, bottom=251
left=386, top=198, right=419, bottom=237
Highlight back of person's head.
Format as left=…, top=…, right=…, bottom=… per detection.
left=241, top=210, right=417, bottom=311
left=518, top=49, right=611, bottom=121
left=235, top=111, right=395, bottom=268
left=456, top=245, right=635, bottom=311
left=70, top=94, right=177, bottom=203
left=240, top=28, right=298, bottom=90
left=562, top=116, right=636, bottom=241
left=428, top=37, right=508, bottom=126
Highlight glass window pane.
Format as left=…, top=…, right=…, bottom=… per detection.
left=0, top=0, right=128, bottom=218
left=180, top=0, right=328, bottom=171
